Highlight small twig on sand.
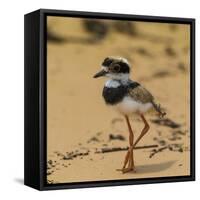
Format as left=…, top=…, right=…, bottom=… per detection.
left=149, top=146, right=168, bottom=158
left=149, top=143, right=184, bottom=158
left=62, top=151, right=89, bottom=160
left=95, top=144, right=158, bottom=154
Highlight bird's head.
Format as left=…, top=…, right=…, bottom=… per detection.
left=93, top=56, right=131, bottom=81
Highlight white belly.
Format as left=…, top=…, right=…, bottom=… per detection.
left=115, top=96, right=153, bottom=115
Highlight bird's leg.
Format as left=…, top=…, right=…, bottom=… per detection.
left=120, top=115, right=136, bottom=173
left=133, top=114, right=150, bottom=148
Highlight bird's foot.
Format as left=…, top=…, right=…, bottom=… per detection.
left=116, top=167, right=136, bottom=173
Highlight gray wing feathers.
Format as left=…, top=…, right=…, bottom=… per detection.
left=128, top=85, right=166, bottom=117
left=128, top=85, right=154, bottom=103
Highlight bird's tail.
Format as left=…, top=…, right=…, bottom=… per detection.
left=151, top=100, right=166, bottom=118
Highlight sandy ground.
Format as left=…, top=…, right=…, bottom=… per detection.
left=46, top=17, right=190, bottom=184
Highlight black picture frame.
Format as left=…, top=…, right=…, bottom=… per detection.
left=24, top=9, right=195, bottom=191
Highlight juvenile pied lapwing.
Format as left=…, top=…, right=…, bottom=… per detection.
left=93, top=56, right=166, bottom=173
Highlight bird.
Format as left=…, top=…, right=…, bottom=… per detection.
left=93, top=56, right=166, bottom=173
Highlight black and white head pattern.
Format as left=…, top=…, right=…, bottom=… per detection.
left=101, top=56, right=131, bottom=80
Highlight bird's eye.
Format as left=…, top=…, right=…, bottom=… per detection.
left=113, top=64, right=120, bottom=72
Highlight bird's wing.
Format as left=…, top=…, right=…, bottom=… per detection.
left=128, top=82, right=154, bottom=104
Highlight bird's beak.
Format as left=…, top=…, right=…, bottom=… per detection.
left=93, top=69, right=108, bottom=78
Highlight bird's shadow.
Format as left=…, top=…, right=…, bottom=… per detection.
left=135, top=160, right=177, bottom=174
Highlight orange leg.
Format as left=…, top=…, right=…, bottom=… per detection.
left=118, top=115, right=136, bottom=173
left=133, top=114, right=150, bottom=148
